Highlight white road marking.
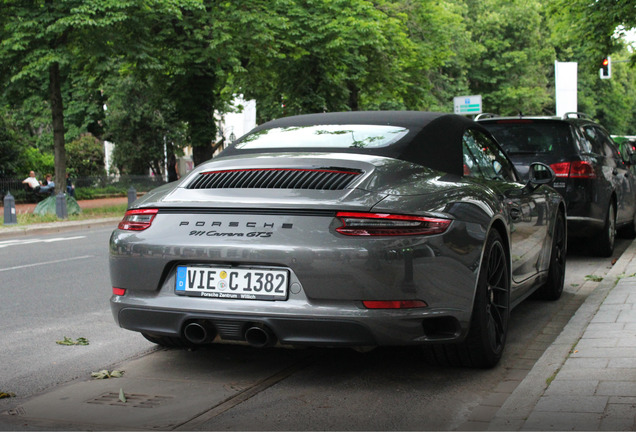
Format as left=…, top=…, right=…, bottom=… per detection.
left=0, top=255, right=93, bottom=272
left=0, top=236, right=86, bottom=249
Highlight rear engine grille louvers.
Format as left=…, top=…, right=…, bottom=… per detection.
left=187, top=168, right=363, bottom=190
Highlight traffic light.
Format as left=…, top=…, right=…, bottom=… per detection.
left=600, top=57, right=611, bottom=79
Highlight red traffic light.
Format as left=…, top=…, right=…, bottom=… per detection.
left=600, top=56, right=611, bottom=79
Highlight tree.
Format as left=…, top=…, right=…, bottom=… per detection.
left=241, top=0, right=419, bottom=121
left=387, top=0, right=476, bottom=111
left=66, top=134, right=105, bottom=178
left=462, top=0, right=555, bottom=115
left=547, top=1, right=636, bottom=133
left=0, top=0, right=201, bottom=192
left=0, top=112, right=23, bottom=178
left=105, top=76, right=186, bottom=176
left=551, top=0, right=636, bottom=64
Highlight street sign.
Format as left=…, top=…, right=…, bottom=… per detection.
left=453, top=95, right=482, bottom=115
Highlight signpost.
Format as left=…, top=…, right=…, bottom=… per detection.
left=555, top=61, right=577, bottom=117
left=453, top=95, right=482, bottom=115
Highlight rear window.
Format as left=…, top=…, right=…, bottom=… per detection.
left=481, top=121, right=574, bottom=157
left=235, top=125, right=409, bottom=150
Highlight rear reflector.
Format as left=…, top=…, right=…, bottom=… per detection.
left=336, top=212, right=451, bottom=236
left=112, top=288, right=126, bottom=296
left=118, top=208, right=158, bottom=231
left=363, top=300, right=428, bottom=309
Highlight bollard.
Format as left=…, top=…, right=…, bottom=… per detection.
left=55, top=192, right=68, bottom=219
left=3, top=192, right=17, bottom=225
left=127, top=186, right=137, bottom=207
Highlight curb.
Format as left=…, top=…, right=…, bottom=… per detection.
left=0, top=217, right=121, bottom=239
left=488, top=237, right=636, bottom=430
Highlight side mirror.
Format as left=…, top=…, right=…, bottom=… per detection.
left=528, top=162, right=555, bottom=185
left=515, top=162, right=555, bottom=196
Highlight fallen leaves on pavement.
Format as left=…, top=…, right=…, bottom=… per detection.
left=91, top=370, right=124, bottom=379
left=56, top=337, right=89, bottom=346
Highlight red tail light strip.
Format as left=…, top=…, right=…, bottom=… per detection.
left=118, top=208, right=158, bottom=231
left=335, top=212, right=451, bottom=236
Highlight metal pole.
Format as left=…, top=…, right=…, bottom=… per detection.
left=128, top=186, right=137, bottom=207
left=55, top=192, right=68, bottom=219
left=3, top=192, right=17, bottom=225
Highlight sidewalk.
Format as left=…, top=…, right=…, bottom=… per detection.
left=489, top=239, right=636, bottom=431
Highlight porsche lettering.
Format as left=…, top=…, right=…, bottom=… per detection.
left=180, top=221, right=293, bottom=229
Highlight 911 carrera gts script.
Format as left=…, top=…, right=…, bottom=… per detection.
left=189, top=230, right=272, bottom=238
left=180, top=220, right=293, bottom=238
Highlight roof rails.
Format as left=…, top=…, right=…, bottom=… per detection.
left=474, top=113, right=499, bottom=120
left=562, top=112, right=593, bottom=120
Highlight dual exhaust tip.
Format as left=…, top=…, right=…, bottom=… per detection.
left=183, top=320, right=277, bottom=348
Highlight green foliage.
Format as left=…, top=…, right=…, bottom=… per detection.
left=66, top=134, right=105, bottom=177
left=463, top=0, right=555, bottom=115
left=550, top=0, right=636, bottom=64
left=104, top=76, right=186, bottom=175
left=2, top=0, right=636, bottom=173
left=244, top=0, right=419, bottom=120
left=17, top=147, right=55, bottom=178
left=0, top=113, right=22, bottom=177
left=74, top=185, right=126, bottom=200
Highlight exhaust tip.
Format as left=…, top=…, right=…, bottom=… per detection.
left=244, top=325, right=277, bottom=348
left=183, top=321, right=215, bottom=344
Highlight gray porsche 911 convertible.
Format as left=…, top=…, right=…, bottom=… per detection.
left=110, top=111, right=566, bottom=368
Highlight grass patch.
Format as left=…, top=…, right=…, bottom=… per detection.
left=2, top=204, right=127, bottom=228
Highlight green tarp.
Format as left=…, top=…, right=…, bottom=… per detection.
left=33, top=195, right=81, bottom=216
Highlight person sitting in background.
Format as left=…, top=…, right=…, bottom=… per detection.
left=38, top=173, right=55, bottom=195
left=22, top=171, right=40, bottom=190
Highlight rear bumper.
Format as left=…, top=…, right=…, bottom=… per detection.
left=112, top=302, right=467, bottom=347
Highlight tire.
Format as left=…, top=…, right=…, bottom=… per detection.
left=595, top=203, right=616, bottom=257
left=533, top=211, right=566, bottom=301
left=142, top=332, right=193, bottom=348
left=423, top=230, right=510, bottom=368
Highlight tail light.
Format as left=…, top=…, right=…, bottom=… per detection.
left=336, top=212, right=451, bottom=236
left=118, top=208, right=158, bottom=231
left=112, top=287, right=126, bottom=296
left=550, top=161, right=596, bottom=179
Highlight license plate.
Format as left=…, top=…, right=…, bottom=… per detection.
left=175, top=266, right=288, bottom=300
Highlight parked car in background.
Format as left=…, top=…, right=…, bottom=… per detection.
left=478, top=113, right=636, bottom=257
left=613, top=135, right=636, bottom=171
left=110, top=111, right=566, bottom=369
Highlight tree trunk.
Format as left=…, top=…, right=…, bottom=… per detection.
left=49, top=61, right=66, bottom=195
left=179, top=73, right=216, bottom=166
left=348, top=82, right=360, bottom=111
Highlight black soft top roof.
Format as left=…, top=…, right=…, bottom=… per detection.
left=220, top=111, right=489, bottom=176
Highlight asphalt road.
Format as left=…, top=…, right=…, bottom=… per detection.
left=0, top=226, right=156, bottom=406
left=0, top=227, right=630, bottom=430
